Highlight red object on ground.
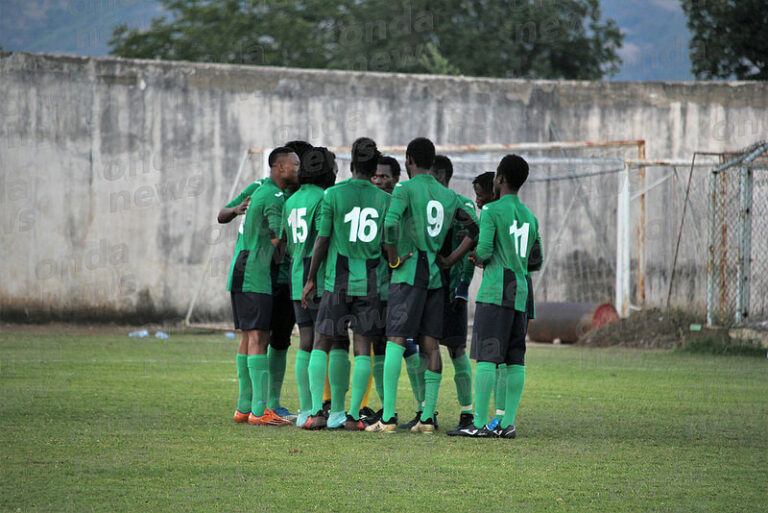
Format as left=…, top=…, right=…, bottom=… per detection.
left=527, top=302, right=619, bottom=343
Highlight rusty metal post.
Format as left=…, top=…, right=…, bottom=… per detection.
left=736, top=165, right=753, bottom=323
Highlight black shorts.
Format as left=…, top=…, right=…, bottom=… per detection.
left=270, top=284, right=295, bottom=350
left=386, top=283, right=444, bottom=339
left=316, top=289, right=384, bottom=337
left=231, top=292, right=273, bottom=331
left=440, top=297, right=468, bottom=349
left=470, top=302, right=528, bottom=365
left=293, top=295, right=321, bottom=327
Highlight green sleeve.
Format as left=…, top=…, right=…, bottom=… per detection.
left=460, top=252, right=475, bottom=283
left=383, top=184, right=407, bottom=244
left=317, top=192, right=333, bottom=237
left=475, top=207, right=495, bottom=263
left=225, top=182, right=259, bottom=208
left=264, top=194, right=283, bottom=239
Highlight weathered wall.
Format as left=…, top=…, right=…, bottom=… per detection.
left=1, top=52, right=766, bottom=321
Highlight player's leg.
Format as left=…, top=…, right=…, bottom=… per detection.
left=412, top=287, right=445, bottom=433
left=267, top=284, right=296, bottom=419
left=499, top=310, right=528, bottom=439
left=304, top=333, right=330, bottom=429
left=232, top=293, right=251, bottom=422
left=453, top=302, right=511, bottom=437
left=494, top=363, right=507, bottom=422
left=346, top=333, right=372, bottom=430
left=399, top=337, right=426, bottom=429
left=441, top=298, right=474, bottom=433
left=293, top=296, right=318, bottom=428
left=327, top=335, right=350, bottom=428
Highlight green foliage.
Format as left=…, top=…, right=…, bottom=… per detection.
left=681, top=0, right=768, bottom=80
left=109, top=0, right=623, bottom=79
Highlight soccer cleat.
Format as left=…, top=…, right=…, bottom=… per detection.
left=249, top=408, right=292, bottom=426
left=295, top=410, right=311, bottom=428
left=362, top=409, right=383, bottom=427
left=411, top=416, right=435, bottom=434
left=327, top=410, right=347, bottom=429
left=398, top=411, right=422, bottom=429
left=364, top=415, right=398, bottom=433
left=359, top=406, right=376, bottom=423
left=446, top=413, right=475, bottom=436
left=233, top=410, right=250, bottom=423
left=498, top=424, right=517, bottom=439
left=454, top=423, right=494, bottom=438
left=321, top=399, right=331, bottom=418
left=301, top=413, right=327, bottom=430
left=273, top=406, right=297, bottom=422
left=344, top=414, right=365, bottom=431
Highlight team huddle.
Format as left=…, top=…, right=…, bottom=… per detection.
left=219, top=136, right=542, bottom=438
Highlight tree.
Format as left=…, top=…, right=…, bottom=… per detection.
left=682, top=0, right=768, bottom=80
left=110, top=0, right=623, bottom=80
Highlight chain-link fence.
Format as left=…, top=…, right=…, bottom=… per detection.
left=706, top=141, right=768, bottom=326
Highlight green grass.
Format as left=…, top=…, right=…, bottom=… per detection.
left=1, top=331, right=766, bottom=512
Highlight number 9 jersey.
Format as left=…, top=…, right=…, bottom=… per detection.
left=316, top=178, right=391, bottom=296
left=384, top=173, right=478, bottom=290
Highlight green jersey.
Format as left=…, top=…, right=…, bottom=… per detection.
left=317, top=179, right=390, bottom=296
left=283, top=184, right=326, bottom=300
left=384, top=174, right=478, bottom=290
left=475, top=194, right=542, bottom=312
left=226, top=177, right=286, bottom=294
left=443, top=194, right=477, bottom=298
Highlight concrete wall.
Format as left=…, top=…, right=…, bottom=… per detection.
left=1, top=51, right=766, bottom=321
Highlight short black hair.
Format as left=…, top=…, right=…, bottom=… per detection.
left=268, top=146, right=295, bottom=167
left=432, top=155, right=453, bottom=182
left=472, top=171, right=495, bottom=194
left=497, top=154, right=529, bottom=191
left=300, top=146, right=337, bottom=188
left=406, top=137, right=435, bottom=170
left=283, top=140, right=313, bottom=160
left=351, top=137, right=381, bottom=177
left=377, top=155, right=401, bottom=180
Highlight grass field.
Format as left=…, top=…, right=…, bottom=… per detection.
left=1, top=329, right=766, bottom=512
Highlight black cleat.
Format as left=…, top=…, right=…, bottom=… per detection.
left=359, top=406, right=376, bottom=423
left=498, top=424, right=517, bottom=439
left=398, top=411, right=422, bottom=429
left=321, top=400, right=331, bottom=418
left=454, top=423, right=495, bottom=438
left=302, top=413, right=327, bottom=430
left=446, top=413, right=475, bottom=436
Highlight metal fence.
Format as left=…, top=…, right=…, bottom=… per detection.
left=707, top=141, right=768, bottom=326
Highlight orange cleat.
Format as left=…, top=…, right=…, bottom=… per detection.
left=249, top=408, right=292, bottom=426
left=234, top=410, right=250, bottom=423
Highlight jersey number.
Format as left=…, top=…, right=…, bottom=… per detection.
left=287, top=208, right=308, bottom=243
left=344, top=207, right=379, bottom=243
left=426, top=200, right=444, bottom=237
left=509, top=221, right=530, bottom=257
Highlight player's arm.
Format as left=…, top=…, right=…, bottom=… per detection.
left=301, top=194, right=332, bottom=307
left=383, top=184, right=412, bottom=268
left=217, top=183, right=258, bottom=224
left=438, top=208, right=479, bottom=269
left=264, top=196, right=286, bottom=263
left=472, top=207, right=495, bottom=266
left=528, top=235, right=543, bottom=272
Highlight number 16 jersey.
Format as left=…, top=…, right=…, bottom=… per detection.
left=316, top=178, right=391, bottom=297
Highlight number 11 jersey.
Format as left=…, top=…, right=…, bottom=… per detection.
left=316, top=178, right=391, bottom=297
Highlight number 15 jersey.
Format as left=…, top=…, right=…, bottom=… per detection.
left=317, top=179, right=391, bottom=296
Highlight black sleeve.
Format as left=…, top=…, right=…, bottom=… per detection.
left=528, top=238, right=543, bottom=272
left=453, top=208, right=479, bottom=240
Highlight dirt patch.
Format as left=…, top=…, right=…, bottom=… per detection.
left=577, top=308, right=703, bottom=349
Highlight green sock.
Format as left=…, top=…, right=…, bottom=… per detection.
left=473, top=362, right=496, bottom=428
left=405, top=353, right=426, bottom=411
left=266, top=346, right=287, bottom=410
left=247, top=355, right=269, bottom=416
left=307, top=350, right=328, bottom=415
left=502, top=365, right=525, bottom=429
left=495, top=363, right=508, bottom=421
left=294, top=349, right=311, bottom=413
left=329, top=349, right=349, bottom=413
left=420, top=370, right=442, bottom=422
left=236, top=354, right=252, bottom=414
left=372, top=354, right=385, bottom=403
left=452, top=353, right=473, bottom=414
left=382, top=342, right=406, bottom=422
left=349, top=355, right=372, bottom=420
